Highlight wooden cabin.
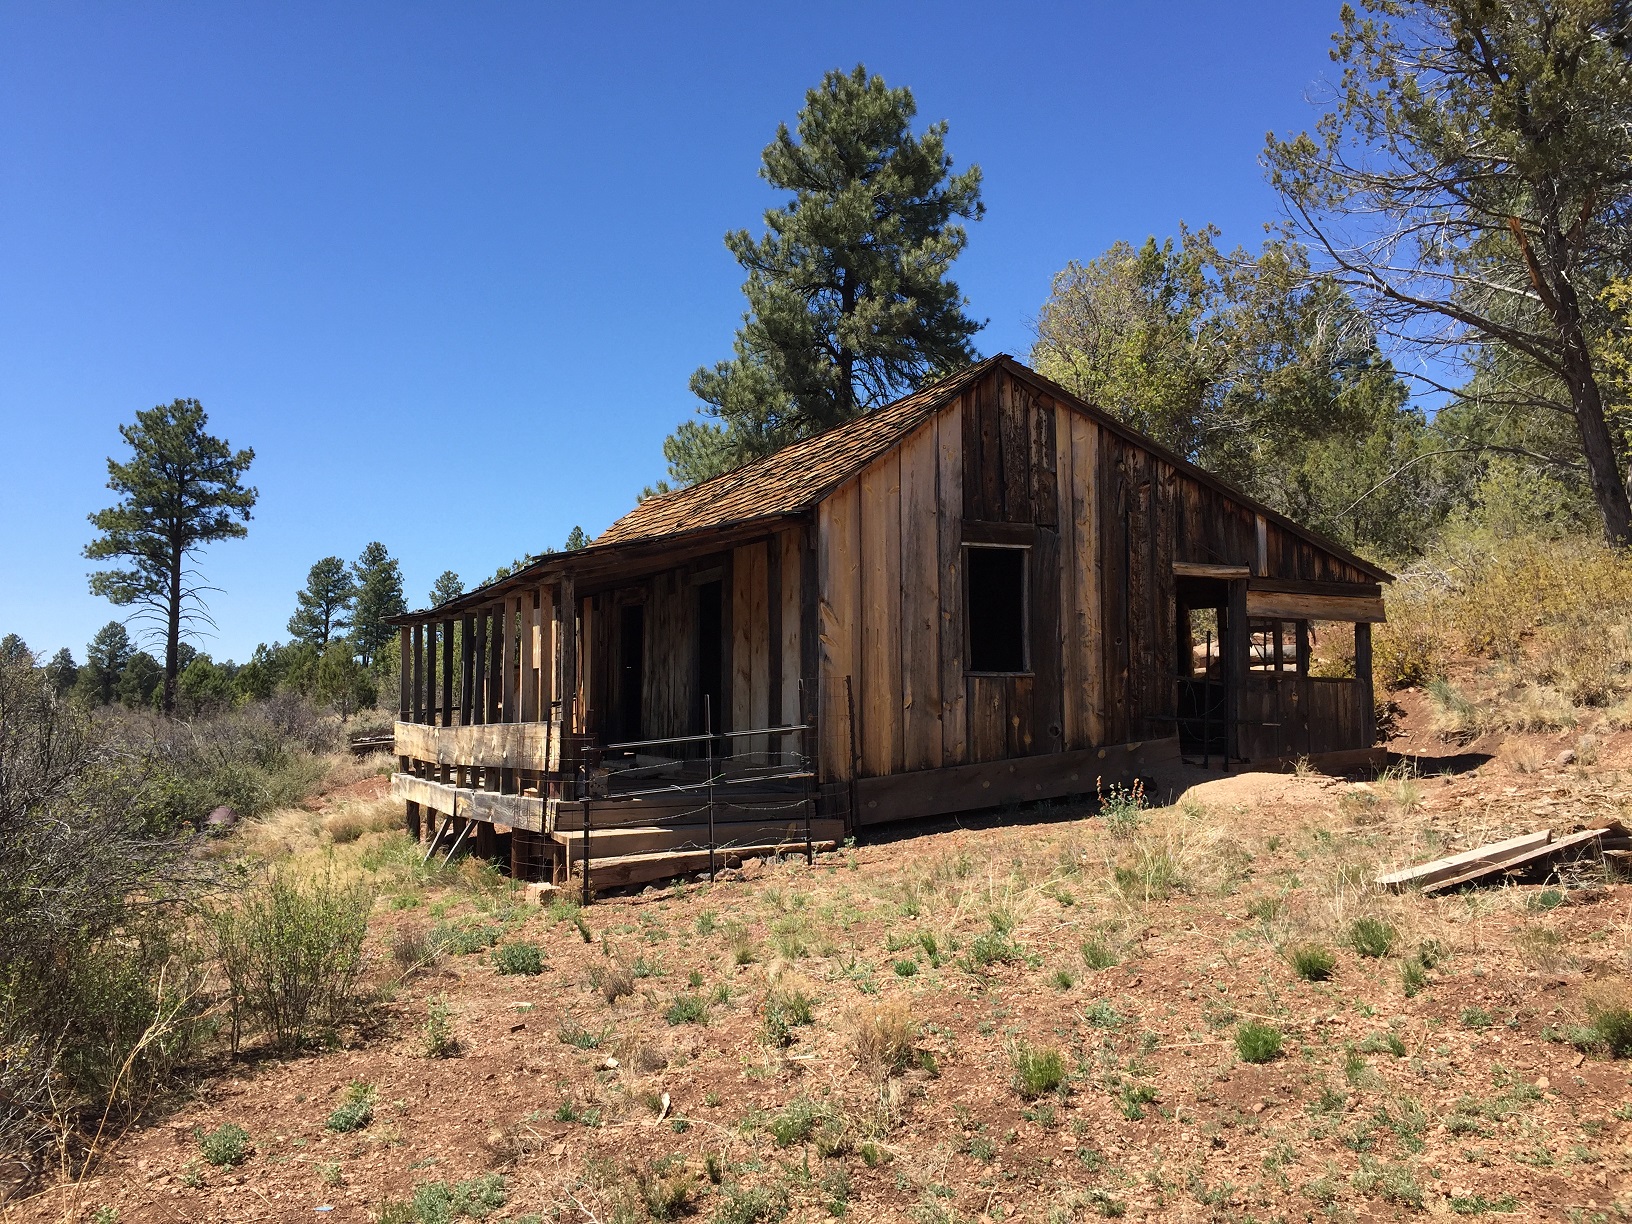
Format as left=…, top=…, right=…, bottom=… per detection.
left=390, top=355, right=1390, bottom=891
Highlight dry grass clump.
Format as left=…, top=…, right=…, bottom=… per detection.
left=324, top=799, right=401, bottom=844
left=850, top=997, right=918, bottom=1079
left=1376, top=532, right=1632, bottom=707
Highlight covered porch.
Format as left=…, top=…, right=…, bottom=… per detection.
left=387, top=521, right=841, bottom=896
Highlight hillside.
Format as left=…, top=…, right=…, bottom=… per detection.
left=16, top=687, right=1631, bottom=1224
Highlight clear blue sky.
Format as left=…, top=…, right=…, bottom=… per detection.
left=0, top=1, right=1348, bottom=665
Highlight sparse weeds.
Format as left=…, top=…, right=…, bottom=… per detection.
left=1347, top=916, right=1397, bottom=959
left=1289, top=943, right=1336, bottom=982
left=1010, top=1041, right=1068, bottom=1099
left=1234, top=1021, right=1283, bottom=1064
left=851, top=998, right=917, bottom=1079
left=664, top=994, right=708, bottom=1026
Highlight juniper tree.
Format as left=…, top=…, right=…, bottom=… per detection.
left=663, top=65, right=985, bottom=484
left=84, top=400, right=256, bottom=714
left=83, top=621, right=134, bottom=706
left=1266, top=0, right=1632, bottom=544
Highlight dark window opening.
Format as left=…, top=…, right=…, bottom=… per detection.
left=696, top=580, right=724, bottom=734
left=967, top=546, right=1027, bottom=673
left=616, top=603, right=644, bottom=742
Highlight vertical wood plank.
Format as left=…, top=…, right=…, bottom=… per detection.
left=1007, top=674, right=1035, bottom=758
left=1030, top=526, right=1062, bottom=754
left=1072, top=416, right=1105, bottom=746
left=1055, top=406, right=1079, bottom=748
left=858, top=449, right=902, bottom=776
left=818, top=482, right=861, bottom=781
left=1355, top=621, right=1375, bottom=748
left=968, top=675, right=1007, bottom=763
left=731, top=542, right=754, bottom=740
left=486, top=606, right=504, bottom=724
left=1099, top=435, right=1129, bottom=745
left=398, top=626, right=411, bottom=721
left=1152, top=466, right=1177, bottom=725
left=998, top=371, right=1033, bottom=524
left=440, top=619, right=454, bottom=727
left=780, top=529, right=802, bottom=727
left=749, top=540, right=770, bottom=754
left=899, top=421, right=942, bottom=771
left=410, top=624, right=423, bottom=723
left=977, top=376, right=1003, bottom=519
left=537, top=589, right=555, bottom=716
left=519, top=595, right=536, bottom=723
left=501, top=597, right=519, bottom=722
left=471, top=612, right=488, bottom=725
left=937, top=405, right=968, bottom=766
left=556, top=578, right=577, bottom=737
left=1031, top=394, right=1059, bottom=527
left=767, top=534, right=782, bottom=738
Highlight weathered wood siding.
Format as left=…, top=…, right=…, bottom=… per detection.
left=812, top=361, right=1381, bottom=785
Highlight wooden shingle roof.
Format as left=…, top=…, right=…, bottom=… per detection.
left=594, top=357, right=1000, bottom=546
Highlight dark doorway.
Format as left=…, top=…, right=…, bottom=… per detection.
left=617, top=603, right=644, bottom=742
left=696, top=580, right=724, bottom=736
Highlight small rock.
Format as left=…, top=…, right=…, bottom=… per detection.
left=1534, top=1074, right=1549, bottom=1090
left=524, top=882, right=560, bottom=905
left=1557, top=749, right=1576, bottom=766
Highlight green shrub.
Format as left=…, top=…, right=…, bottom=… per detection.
left=1234, top=1021, right=1283, bottom=1064
left=1576, top=1005, right=1632, bottom=1058
left=423, top=994, right=458, bottom=1058
left=1009, top=1041, right=1068, bottom=1099
left=665, top=994, right=707, bottom=1025
left=713, top=1183, right=788, bottom=1224
left=492, top=941, right=545, bottom=976
left=378, top=1173, right=509, bottom=1223
left=326, top=1083, right=375, bottom=1133
left=197, top=1122, right=252, bottom=1166
left=209, top=869, right=371, bottom=1053
left=1289, top=943, right=1336, bottom=982
left=1347, top=917, right=1397, bottom=959
left=962, top=930, right=1024, bottom=970
left=1460, top=1006, right=1493, bottom=1029
left=1401, top=957, right=1429, bottom=997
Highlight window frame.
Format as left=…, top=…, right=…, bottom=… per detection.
left=963, top=542, right=1032, bottom=676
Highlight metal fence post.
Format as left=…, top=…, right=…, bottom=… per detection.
left=704, top=694, right=716, bottom=882
left=578, top=763, right=591, bottom=906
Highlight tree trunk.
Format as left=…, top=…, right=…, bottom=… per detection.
left=164, top=537, right=182, bottom=715
left=1547, top=256, right=1632, bottom=545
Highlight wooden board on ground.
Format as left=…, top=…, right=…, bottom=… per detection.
left=1376, top=830, right=1551, bottom=892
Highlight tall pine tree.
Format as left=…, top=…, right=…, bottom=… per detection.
left=661, top=66, right=985, bottom=486
left=84, top=399, right=256, bottom=714
left=351, top=542, right=405, bottom=667
left=287, top=556, right=356, bottom=647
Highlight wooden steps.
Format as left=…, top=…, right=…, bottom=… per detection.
left=565, top=841, right=839, bottom=890
left=552, top=818, right=844, bottom=858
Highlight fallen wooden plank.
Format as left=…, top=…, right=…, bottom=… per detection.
left=1421, top=826, right=1607, bottom=895
left=1376, top=830, right=1551, bottom=892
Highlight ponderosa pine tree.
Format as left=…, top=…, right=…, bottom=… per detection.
left=428, top=570, right=464, bottom=607
left=661, top=65, right=985, bottom=485
left=1266, top=0, right=1632, bottom=544
left=84, top=400, right=256, bottom=714
left=350, top=542, right=405, bottom=667
left=287, top=556, right=356, bottom=648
